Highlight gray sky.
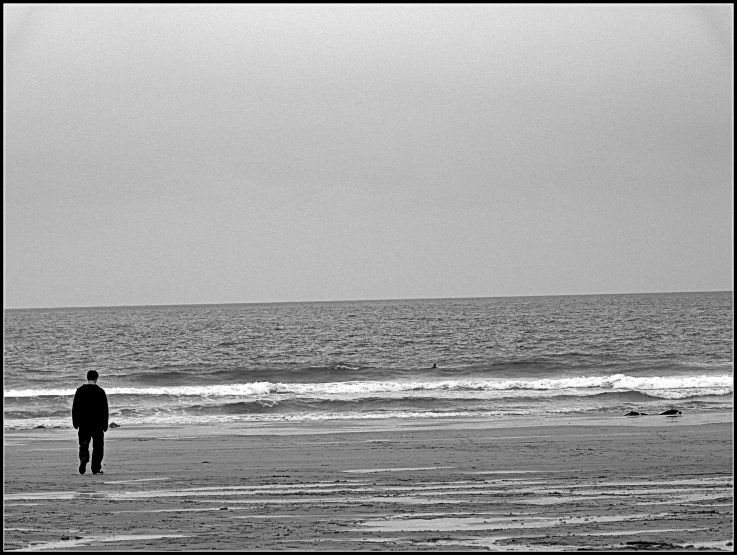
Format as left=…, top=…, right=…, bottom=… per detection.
left=4, top=4, right=733, bottom=308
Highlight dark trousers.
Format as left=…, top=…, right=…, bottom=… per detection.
left=78, top=428, right=105, bottom=472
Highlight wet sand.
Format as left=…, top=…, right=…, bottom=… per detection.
left=4, top=413, right=734, bottom=551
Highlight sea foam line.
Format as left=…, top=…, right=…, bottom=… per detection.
left=4, top=374, right=733, bottom=398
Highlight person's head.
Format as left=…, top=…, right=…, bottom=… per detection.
left=86, top=370, right=99, bottom=383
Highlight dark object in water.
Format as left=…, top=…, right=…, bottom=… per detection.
left=35, top=425, right=45, bottom=429
left=109, top=422, right=120, bottom=428
left=658, top=409, right=682, bottom=416
left=623, top=411, right=648, bottom=416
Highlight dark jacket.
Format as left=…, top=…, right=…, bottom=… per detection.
left=72, top=384, right=109, bottom=432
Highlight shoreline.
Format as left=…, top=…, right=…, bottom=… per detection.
left=5, top=409, right=733, bottom=438
left=4, top=412, right=733, bottom=551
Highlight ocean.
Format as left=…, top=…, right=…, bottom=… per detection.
left=3, top=292, right=733, bottom=430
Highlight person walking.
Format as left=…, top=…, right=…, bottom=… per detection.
left=72, top=370, right=109, bottom=475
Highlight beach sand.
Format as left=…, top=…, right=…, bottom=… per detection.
left=4, top=413, right=733, bottom=551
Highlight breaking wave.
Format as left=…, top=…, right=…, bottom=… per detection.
left=5, top=374, right=732, bottom=398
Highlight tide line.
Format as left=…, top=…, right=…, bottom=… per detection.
left=343, top=466, right=455, bottom=473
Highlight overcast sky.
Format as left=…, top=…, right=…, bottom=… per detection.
left=4, top=4, right=733, bottom=308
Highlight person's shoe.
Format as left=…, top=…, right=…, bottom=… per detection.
left=78, top=458, right=88, bottom=475
left=92, top=470, right=104, bottom=475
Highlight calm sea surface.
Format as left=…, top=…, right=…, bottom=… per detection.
left=4, top=292, right=733, bottom=429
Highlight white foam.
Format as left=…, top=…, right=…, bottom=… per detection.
left=224, top=496, right=474, bottom=505
left=463, top=470, right=570, bottom=474
left=17, top=534, right=188, bottom=551
left=343, top=466, right=454, bottom=473
left=5, top=373, right=732, bottom=398
left=355, top=512, right=673, bottom=532
left=103, top=478, right=171, bottom=484
left=4, top=383, right=275, bottom=398
left=5, top=482, right=370, bottom=502
left=111, top=507, right=246, bottom=514
left=5, top=491, right=77, bottom=501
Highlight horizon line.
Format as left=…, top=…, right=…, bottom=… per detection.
left=4, top=289, right=732, bottom=311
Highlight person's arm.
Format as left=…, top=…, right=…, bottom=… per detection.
left=72, top=390, right=79, bottom=429
left=102, top=390, right=109, bottom=433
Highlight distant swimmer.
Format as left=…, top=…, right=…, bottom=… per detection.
left=623, top=411, right=648, bottom=416
left=658, top=409, right=682, bottom=416
left=432, top=363, right=437, bottom=369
